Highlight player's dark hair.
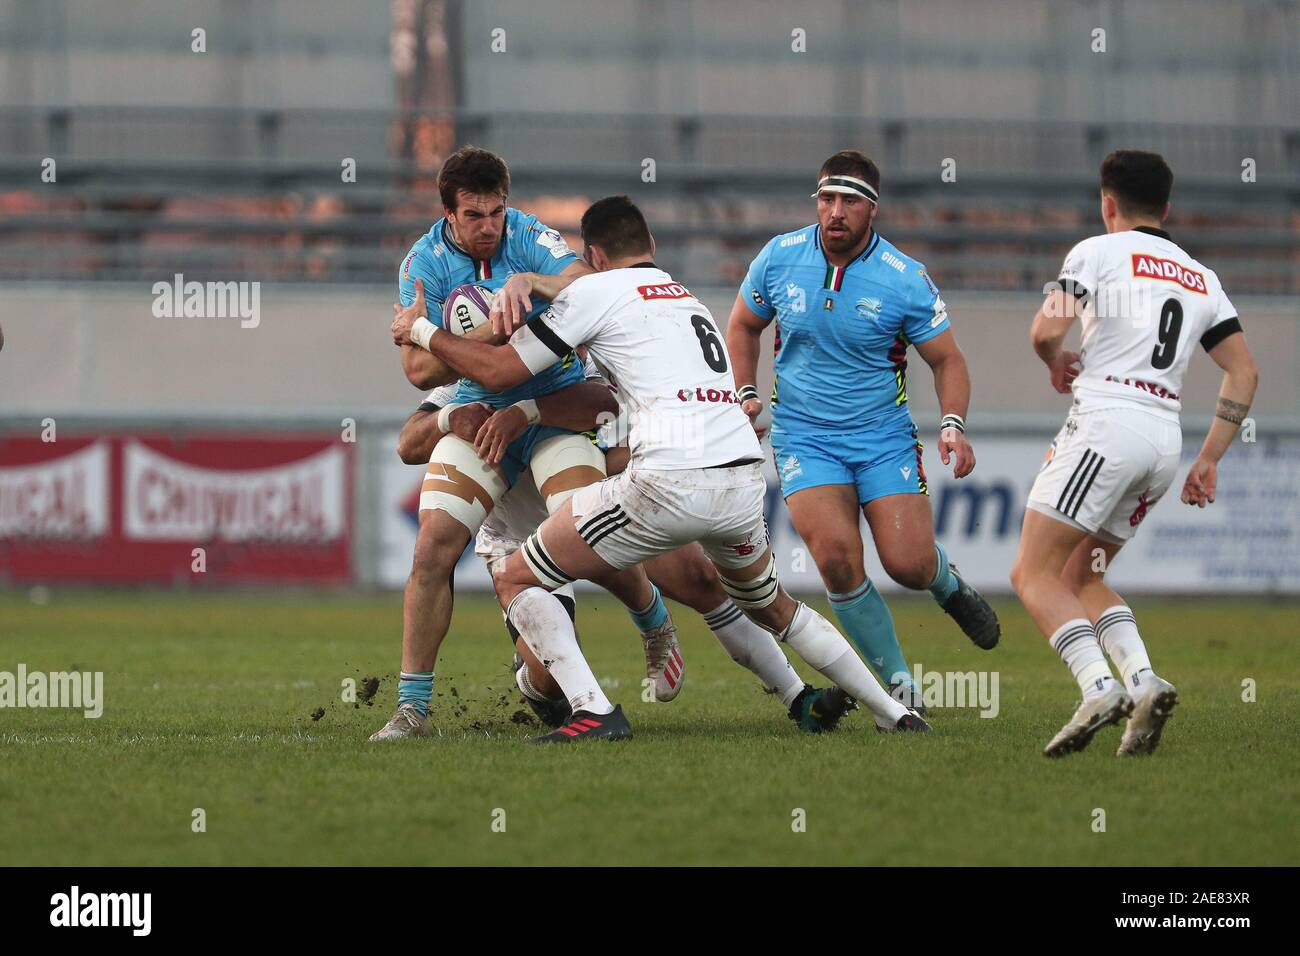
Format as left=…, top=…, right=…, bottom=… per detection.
left=438, top=145, right=510, bottom=211
left=818, top=150, right=881, bottom=193
left=1099, top=150, right=1173, bottom=218
left=580, top=195, right=653, bottom=259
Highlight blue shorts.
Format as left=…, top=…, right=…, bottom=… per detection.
left=500, top=424, right=573, bottom=486
left=770, top=422, right=928, bottom=504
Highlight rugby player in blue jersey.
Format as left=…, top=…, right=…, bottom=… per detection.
left=372, top=147, right=681, bottom=739
left=726, top=150, right=1000, bottom=712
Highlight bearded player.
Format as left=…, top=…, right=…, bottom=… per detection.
left=725, top=150, right=1000, bottom=713
left=1010, top=150, right=1259, bottom=757
left=371, top=147, right=683, bottom=740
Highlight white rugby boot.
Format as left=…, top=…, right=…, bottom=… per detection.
left=641, top=612, right=685, bottom=702
left=1043, top=682, right=1134, bottom=757
left=369, top=702, right=431, bottom=741
left=1117, top=675, right=1178, bottom=756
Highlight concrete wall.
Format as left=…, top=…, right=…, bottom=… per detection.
left=1, top=284, right=1295, bottom=427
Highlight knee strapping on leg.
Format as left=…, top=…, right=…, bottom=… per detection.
left=717, top=552, right=780, bottom=610
left=520, top=531, right=577, bottom=590
left=419, top=435, right=508, bottom=535
left=531, top=434, right=606, bottom=514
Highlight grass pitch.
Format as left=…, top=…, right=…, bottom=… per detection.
left=1, top=590, right=1297, bottom=866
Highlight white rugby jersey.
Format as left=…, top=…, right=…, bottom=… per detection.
left=511, top=264, right=762, bottom=470
left=1056, top=226, right=1241, bottom=420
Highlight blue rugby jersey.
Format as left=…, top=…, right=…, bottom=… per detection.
left=398, top=207, right=584, bottom=407
left=739, top=226, right=951, bottom=433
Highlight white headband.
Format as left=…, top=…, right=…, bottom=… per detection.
left=812, top=175, right=879, bottom=204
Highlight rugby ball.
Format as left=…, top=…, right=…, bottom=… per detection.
left=443, top=284, right=496, bottom=336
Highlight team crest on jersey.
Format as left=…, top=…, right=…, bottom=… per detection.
left=787, top=283, right=806, bottom=314
left=856, top=296, right=883, bottom=321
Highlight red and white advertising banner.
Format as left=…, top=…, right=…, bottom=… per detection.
left=0, top=439, right=110, bottom=540
left=0, top=434, right=351, bottom=584
left=122, top=440, right=345, bottom=542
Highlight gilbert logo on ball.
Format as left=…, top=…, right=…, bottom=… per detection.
left=443, top=284, right=496, bottom=336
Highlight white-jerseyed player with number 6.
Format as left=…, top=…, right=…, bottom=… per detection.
left=1010, top=150, right=1260, bottom=758
left=392, top=195, right=926, bottom=742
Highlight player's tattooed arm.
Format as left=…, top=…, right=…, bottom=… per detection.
left=1183, top=328, right=1259, bottom=507
left=1215, top=397, right=1250, bottom=426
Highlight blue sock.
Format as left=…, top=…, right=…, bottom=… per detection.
left=628, top=584, right=668, bottom=631
left=829, top=578, right=914, bottom=689
left=398, top=671, right=434, bottom=716
left=928, top=541, right=959, bottom=604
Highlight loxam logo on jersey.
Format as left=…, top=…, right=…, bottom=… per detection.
left=638, top=283, right=693, bottom=301
left=676, top=386, right=739, bottom=404
left=1130, top=253, right=1207, bottom=294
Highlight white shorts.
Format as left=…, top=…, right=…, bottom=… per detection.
left=564, top=462, right=770, bottom=572
left=1026, top=406, right=1181, bottom=544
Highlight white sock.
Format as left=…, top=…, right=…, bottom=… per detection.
left=780, top=603, right=907, bottom=725
left=703, top=600, right=804, bottom=707
left=516, top=664, right=562, bottom=703
left=1050, top=618, right=1115, bottom=700
left=508, top=588, right=613, bottom=715
left=1095, top=605, right=1153, bottom=693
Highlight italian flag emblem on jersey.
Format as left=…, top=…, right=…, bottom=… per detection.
left=475, top=260, right=492, bottom=281
left=823, top=264, right=845, bottom=291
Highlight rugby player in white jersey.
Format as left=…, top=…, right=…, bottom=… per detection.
left=396, top=372, right=855, bottom=734
left=393, top=195, right=926, bottom=741
left=1009, top=150, right=1259, bottom=757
